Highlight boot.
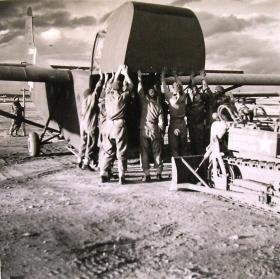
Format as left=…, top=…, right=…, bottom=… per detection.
left=156, top=174, right=162, bottom=181
left=119, top=176, right=126, bottom=185
left=142, top=175, right=151, bottom=182
left=100, top=175, right=109, bottom=183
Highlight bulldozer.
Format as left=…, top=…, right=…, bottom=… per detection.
left=171, top=99, right=280, bottom=210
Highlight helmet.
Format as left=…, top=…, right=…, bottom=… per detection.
left=214, top=85, right=224, bottom=94
left=173, top=82, right=183, bottom=94
left=112, top=81, right=120, bottom=90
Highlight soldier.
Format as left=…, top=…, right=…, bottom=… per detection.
left=9, top=96, right=24, bottom=136
left=78, top=70, right=103, bottom=170
left=161, top=70, right=188, bottom=157
left=186, top=73, right=209, bottom=155
left=207, top=85, right=236, bottom=121
left=238, top=100, right=254, bottom=122
left=138, top=70, right=165, bottom=182
left=98, top=72, right=115, bottom=176
left=100, top=65, right=133, bottom=184
left=202, top=72, right=238, bottom=145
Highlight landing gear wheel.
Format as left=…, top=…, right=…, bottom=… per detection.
left=28, top=132, right=40, bottom=157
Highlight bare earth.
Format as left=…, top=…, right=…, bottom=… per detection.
left=0, top=102, right=280, bottom=279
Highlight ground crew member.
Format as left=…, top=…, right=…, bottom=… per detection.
left=78, top=70, right=103, bottom=170
left=161, top=70, right=188, bottom=157
left=201, top=72, right=238, bottom=145
left=100, top=65, right=133, bottom=184
left=187, top=73, right=209, bottom=155
left=237, top=99, right=254, bottom=122
left=98, top=72, right=115, bottom=176
left=138, top=70, right=165, bottom=182
left=207, top=85, right=236, bottom=121
left=9, top=96, right=24, bottom=136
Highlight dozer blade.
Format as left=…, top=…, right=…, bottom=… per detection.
left=170, top=155, right=209, bottom=191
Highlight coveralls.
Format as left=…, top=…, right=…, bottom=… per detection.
left=187, top=88, right=208, bottom=155
left=163, top=88, right=188, bottom=157
left=9, top=99, right=24, bottom=136
left=138, top=87, right=164, bottom=176
left=79, top=80, right=102, bottom=166
left=97, top=80, right=113, bottom=170
left=100, top=87, right=131, bottom=178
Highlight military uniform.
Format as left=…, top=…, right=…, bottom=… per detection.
left=187, top=88, right=208, bottom=155
left=9, top=98, right=24, bottom=136
left=163, top=87, right=188, bottom=157
left=98, top=79, right=115, bottom=173
left=100, top=84, right=131, bottom=179
left=79, top=80, right=102, bottom=168
left=138, top=85, right=164, bottom=178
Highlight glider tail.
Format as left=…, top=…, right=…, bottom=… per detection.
left=25, top=7, right=37, bottom=65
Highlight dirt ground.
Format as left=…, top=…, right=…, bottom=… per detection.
left=1, top=102, right=280, bottom=279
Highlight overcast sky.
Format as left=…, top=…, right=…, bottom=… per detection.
left=0, top=0, right=280, bottom=92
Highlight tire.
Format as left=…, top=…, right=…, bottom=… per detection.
left=28, top=132, right=40, bottom=157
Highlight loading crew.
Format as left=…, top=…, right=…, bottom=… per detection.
left=78, top=70, right=103, bottom=170
left=186, top=72, right=209, bottom=155
left=98, top=72, right=115, bottom=176
left=161, top=70, right=188, bottom=157
left=137, top=70, right=165, bottom=182
left=100, top=65, right=133, bottom=184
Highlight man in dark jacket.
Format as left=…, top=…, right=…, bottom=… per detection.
left=9, top=97, right=24, bottom=136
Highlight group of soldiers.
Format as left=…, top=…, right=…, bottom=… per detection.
left=78, top=65, right=234, bottom=184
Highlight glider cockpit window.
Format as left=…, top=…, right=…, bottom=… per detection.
left=91, top=30, right=106, bottom=74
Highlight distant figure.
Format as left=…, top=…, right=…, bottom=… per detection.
left=161, top=70, right=188, bottom=157
left=100, top=65, right=133, bottom=184
left=9, top=97, right=24, bottom=136
left=78, top=70, right=103, bottom=171
left=137, top=70, right=165, bottom=182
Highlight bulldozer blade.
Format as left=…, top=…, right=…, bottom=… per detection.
left=171, top=155, right=209, bottom=190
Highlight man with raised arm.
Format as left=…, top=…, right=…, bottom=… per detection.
left=186, top=72, right=209, bottom=155
left=138, top=70, right=165, bottom=182
left=98, top=72, right=114, bottom=175
left=100, top=65, right=133, bottom=184
left=79, top=70, right=103, bottom=170
left=161, top=70, right=188, bottom=157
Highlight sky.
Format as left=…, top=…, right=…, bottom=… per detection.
left=0, top=0, right=280, bottom=93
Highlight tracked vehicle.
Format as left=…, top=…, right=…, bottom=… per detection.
left=172, top=102, right=280, bottom=210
